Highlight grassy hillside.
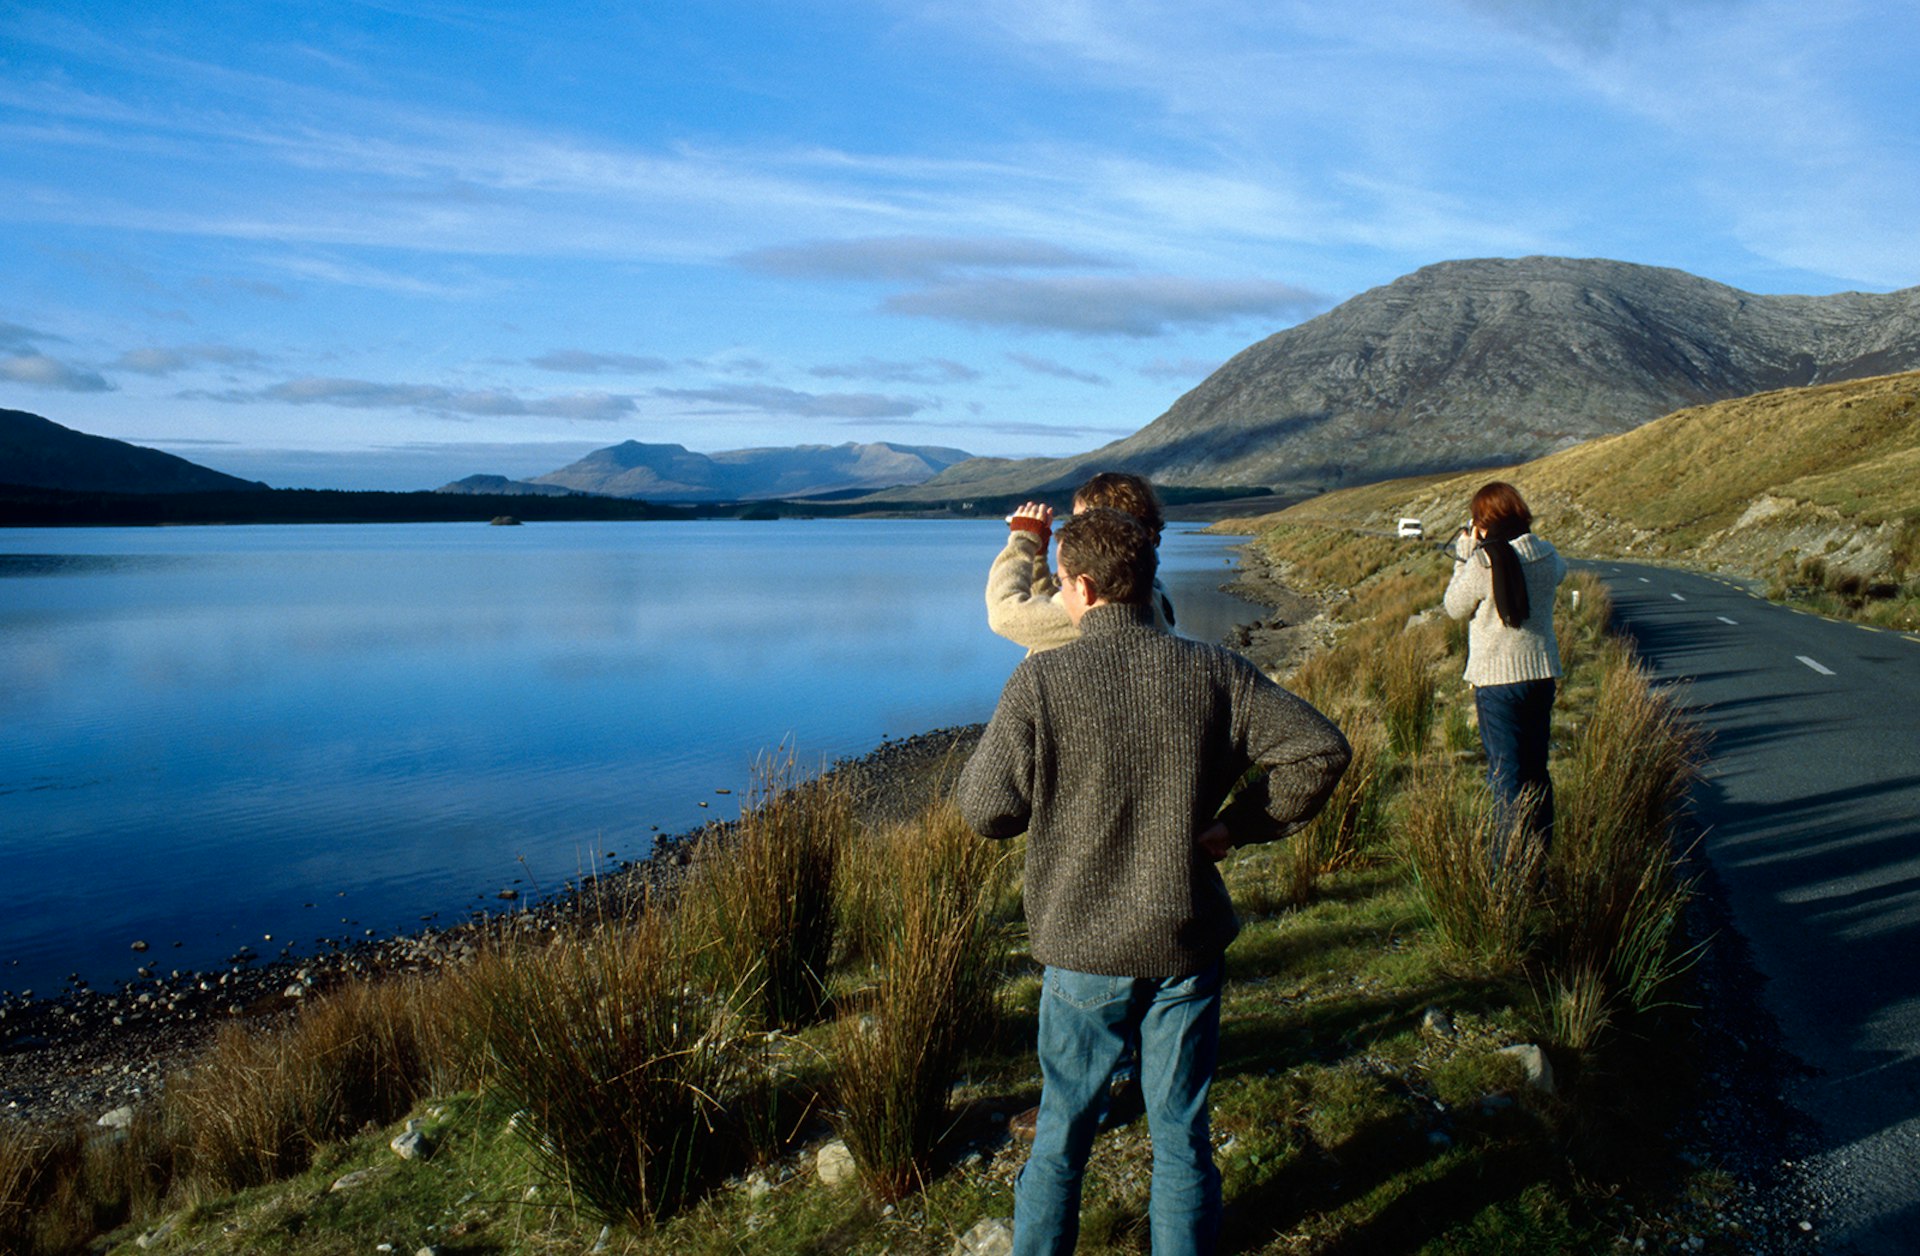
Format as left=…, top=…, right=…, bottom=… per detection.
left=1234, top=370, right=1920, bottom=626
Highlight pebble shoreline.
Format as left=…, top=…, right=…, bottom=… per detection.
left=0, top=723, right=995, bottom=1129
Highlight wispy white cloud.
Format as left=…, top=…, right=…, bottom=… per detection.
left=530, top=350, right=674, bottom=375
left=115, top=343, right=265, bottom=375
left=889, top=275, right=1326, bottom=337
left=735, top=235, right=1110, bottom=282
left=654, top=384, right=926, bottom=419
left=808, top=357, right=982, bottom=384
left=194, top=377, right=636, bottom=420
left=1007, top=352, right=1109, bottom=386
left=2, top=353, right=113, bottom=392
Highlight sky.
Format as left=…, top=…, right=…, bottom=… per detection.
left=2, top=1, right=1916, bottom=490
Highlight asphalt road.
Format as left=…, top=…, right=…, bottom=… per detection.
left=1591, top=562, right=1920, bottom=1256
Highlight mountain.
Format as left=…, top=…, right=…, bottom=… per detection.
left=518, top=440, right=974, bottom=502
left=1257, top=368, right=1920, bottom=589
left=0, top=408, right=267, bottom=494
left=435, top=475, right=592, bottom=497
left=885, top=257, right=1920, bottom=501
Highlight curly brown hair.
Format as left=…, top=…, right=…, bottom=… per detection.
left=1073, top=472, right=1164, bottom=543
left=1057, top=508, right=1156, bottom=606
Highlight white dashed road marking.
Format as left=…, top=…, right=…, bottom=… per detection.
left=1672, top=593, right=1687, bottom=601
left=1797, top=656, right=1836, bottom=676
left=1639, top=577, right=1652, bottom=584
left=1718, top=616, right=1739, bottom=625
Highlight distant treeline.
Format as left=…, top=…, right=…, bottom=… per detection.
left=0, top=485, right=696, bottom=527
left=0, top=482, right=1274, bottom=527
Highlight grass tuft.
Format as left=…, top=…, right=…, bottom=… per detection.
left=1397, top=767, right=1544, bottom=971
left=831, top=800, right=1007, bottom=1203
left=687, top=752, right=848, bottom=1030
left=448, top=903, right=751, bottom=1227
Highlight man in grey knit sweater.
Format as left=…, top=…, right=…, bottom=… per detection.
left=958, top=508, right=1349, bottom=1256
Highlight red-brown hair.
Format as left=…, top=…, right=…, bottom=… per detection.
left=1470, top=481, right=1532, bottom=542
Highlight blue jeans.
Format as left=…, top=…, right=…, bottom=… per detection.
left=1475, top=678, right=1556, bottom=862
left=1014, top=962, right=1223, bottom=1256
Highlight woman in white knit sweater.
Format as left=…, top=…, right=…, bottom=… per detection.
left=1443, top=481, right=1566, bottom=858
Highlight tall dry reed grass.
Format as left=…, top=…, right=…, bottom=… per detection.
left=450, top=903, right=752, bottom=1227
left=687, top=753, right=848, bottom=1030
left=1280, top=718, right=1388, bottom=907
left=1376, top=621, right=1444, bottom=758
left=832, top=800, right=1007, bottom=1202
left=1397, top=766, right=1545, bottom=970
left=162, top=976, right=443, bottom=1195
left=1545, top=645, right=1705, bottom=1041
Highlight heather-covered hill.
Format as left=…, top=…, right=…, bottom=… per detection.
left=1240, top=370, right=1920, bottom=593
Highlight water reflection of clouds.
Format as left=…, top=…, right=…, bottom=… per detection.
left=0, top=553, right=192, bottom=578
left=1, top=520, right=1263, bottom=995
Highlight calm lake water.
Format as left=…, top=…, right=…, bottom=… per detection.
left=0, top=519, right=1262, bottom=997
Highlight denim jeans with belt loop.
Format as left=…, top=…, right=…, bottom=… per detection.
left=1014, top=961, right=1224, bottom=1256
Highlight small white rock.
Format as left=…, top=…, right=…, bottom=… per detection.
left=329, top=1167, right=385, bottom=1192
left=97, top=1105, right=135, bottom=1130
left=816, top=1138, right=858, bottom=1186
left=1498, top=1043, right=1555, bottom=1093
left=953, top=1216, right=1016, bottom=1256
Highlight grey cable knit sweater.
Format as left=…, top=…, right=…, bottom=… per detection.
left=957, top=603, right=1351, bottom=978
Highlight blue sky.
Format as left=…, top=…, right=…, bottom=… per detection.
left=2, top=0, right=1916, bottom=490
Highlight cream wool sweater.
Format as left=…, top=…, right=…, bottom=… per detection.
left=1443, top=532, right=1567, bottom=687
left=985, top=528, right=1174, bottom=653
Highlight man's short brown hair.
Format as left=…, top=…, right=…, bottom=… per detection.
left=1073, top=472, right=1164, bottom=543
left=1057, top=507, right=1156, bottom=606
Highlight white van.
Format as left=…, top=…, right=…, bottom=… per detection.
left=1396, top=518, right=1424, bottom=539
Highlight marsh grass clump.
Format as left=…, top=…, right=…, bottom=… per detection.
left=0, top=1117, right=170, bottom=1256
left=687, top=753, right=849, bottom=1031
left=1546, top=648, right=1705, bottom=1025
left=1280, top=718, right=1389, bottom=908
left=451, top=903, right=753, bottom=1227
left=832, top=800, right=1007, bottom=1202
left=162, top=976, right=440, bottom=1195
left=1397, top=767, right=1544, bottom=970
left=1376, top=621, right=1444, bottom=758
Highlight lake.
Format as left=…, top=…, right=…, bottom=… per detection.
left=0, top=519, right=1264, bottom=997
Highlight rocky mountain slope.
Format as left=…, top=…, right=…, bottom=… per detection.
left=513, top=439, right=973, bottom=502
left=0, top=408, right=267, bottom=494
left=888, top=257, right=1920, bottom=500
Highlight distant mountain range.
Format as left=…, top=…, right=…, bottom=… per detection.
left=878, top=256, right=1920, bottom=502
left=1, top=408, right=267, bottom=495
left=441, top=440, right=974, bottom=502
left=14, top=256, right=1920, bottom=513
